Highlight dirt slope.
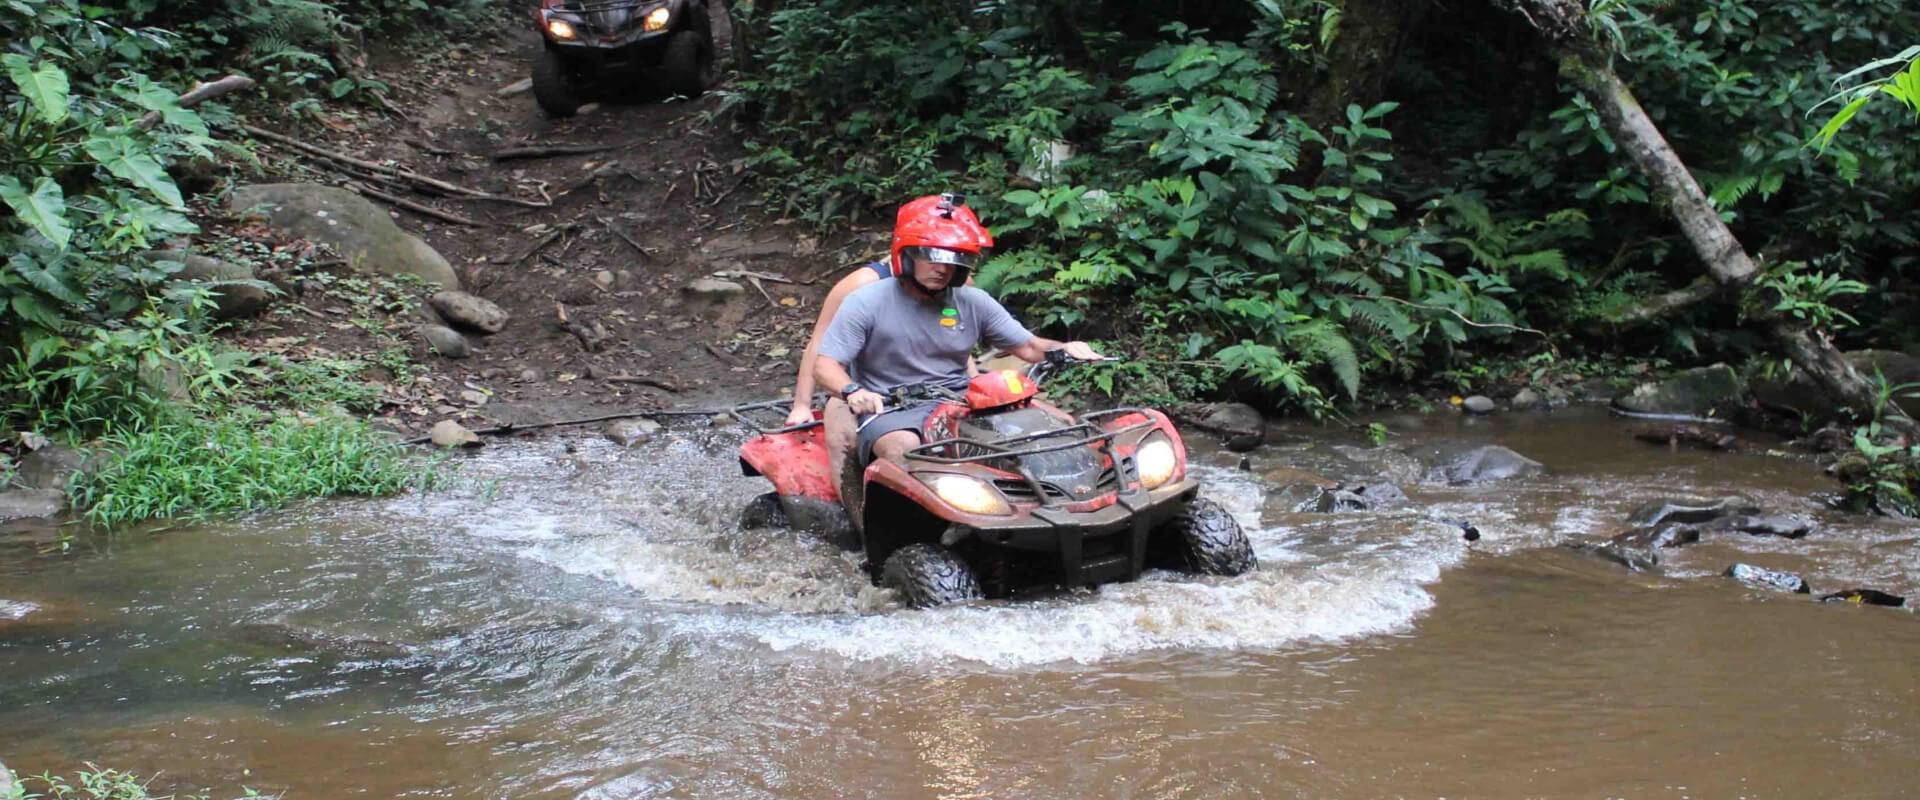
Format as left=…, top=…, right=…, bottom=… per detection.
left=223, top=15, right=880, bottom=437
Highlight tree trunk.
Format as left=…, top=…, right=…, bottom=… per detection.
left=1512, top=0, right=1914, bottom=432
left=1303, top=0, right=1421, bottom=131
left=721, top=0, right=771, bottom=77
left=1299, top=0, right=1422, bottom=185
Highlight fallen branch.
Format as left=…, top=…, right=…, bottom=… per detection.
left=347, top=182, right=484, bottom=227
left=1338, top=293, right=1553, bottom=340
left=1166, top=408, right=1261, bottom=442
left=240, top=124, right=549, bottom=208
left=138, top=74, right=255, bottom=131
left=490, top=142, right=621, bottom=161
left=703, top=343, right=742, bottom=366
left=597, top=216, right=655, bottom=262
left=1608, top=277, right=1719, bottom=324
left=712, top=269, right=794, bottom=284
left=513, top=225, right=570, bottom=269
left=605, top=374, right=685, bottom=392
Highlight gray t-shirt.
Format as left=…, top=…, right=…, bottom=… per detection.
left=818, top=279, right=1034, bottom=392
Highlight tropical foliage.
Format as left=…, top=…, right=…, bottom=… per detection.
left=729, top=0, right=1920, bottom=412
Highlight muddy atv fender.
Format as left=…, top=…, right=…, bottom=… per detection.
left=532, top=48, right=585, bottom=117
left=882, top=543, right=983, bottom=608
left=1152, top=496, right=1256, bottom=576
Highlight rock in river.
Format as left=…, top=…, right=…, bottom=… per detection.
left=1626, top=496, right=1761, bottom=528
left=1724, top=563, right=1811, bottom=594
left=1819, top=589, right=1906, bottom=607
left=1408, top=443, right=1546, bottom=485
left=1613, top=363, right=1745, bottom=417
left=1201, top=402, right=1266, bottom=452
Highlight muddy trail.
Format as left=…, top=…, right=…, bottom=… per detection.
left=224, top=11, right=865, bottom=437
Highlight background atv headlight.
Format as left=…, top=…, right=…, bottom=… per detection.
left=924, top=474, right=1010, bottom=516
left=643, top=6, right=670, bottom=31
left=1135, top=434, right=1178, bottom=489
left=546, top=18, right=578, bottom=39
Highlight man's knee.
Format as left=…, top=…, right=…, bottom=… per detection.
left=823, top=399, right=856, bottom=447
left=871, top=430, right=922, bottom=462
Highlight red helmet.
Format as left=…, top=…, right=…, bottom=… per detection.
left=891, top=193, right=994, bottom=287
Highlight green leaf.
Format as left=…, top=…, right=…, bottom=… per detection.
left=3, top=54, right=70, bottom=124
left=83, top=134, right=184, bottom=207
left=9, top=293, right=61, bottom=328
left=1362, top=101, right=1400, bottom=120
left=0, top=176, right=72, bottom=247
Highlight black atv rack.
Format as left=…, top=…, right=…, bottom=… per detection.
left=904, top=408, right=1158, bottom=506
left=552, top=0, right=651, bottom=11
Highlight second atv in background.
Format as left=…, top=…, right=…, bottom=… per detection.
left=531, top=0, right=717, bottom=117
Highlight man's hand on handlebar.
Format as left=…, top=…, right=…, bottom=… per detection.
left=846, top=388, right=886, bottom=416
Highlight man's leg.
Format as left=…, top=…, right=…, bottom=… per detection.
left=870, top=430, right=923, bottom=463
left=823, top=398, right=862, bottom=531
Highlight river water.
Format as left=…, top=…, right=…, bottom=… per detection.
left=3, top=407, right=1916, bottom=798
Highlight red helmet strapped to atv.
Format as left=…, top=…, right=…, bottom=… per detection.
left=891, top=193, right=994, bottom=286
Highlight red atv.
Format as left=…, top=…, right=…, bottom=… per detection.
left=736, top=353, right=1255, bottom=607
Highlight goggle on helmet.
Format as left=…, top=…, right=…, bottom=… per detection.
left=891, top=193, right=994, bottom=286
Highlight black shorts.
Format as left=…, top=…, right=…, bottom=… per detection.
left=856, top=403, right=938, bottom=464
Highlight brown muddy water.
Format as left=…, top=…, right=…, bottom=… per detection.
left=2, top=406, right=1916, bottom=798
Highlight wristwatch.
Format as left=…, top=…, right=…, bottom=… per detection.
left=840, top=382, right=862, bottom=399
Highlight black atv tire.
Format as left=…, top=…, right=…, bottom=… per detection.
left=1154, top=497, right=1257, bottom=576
left=532, top=49, right=584, bottom=118
left=660, top=29, right=715, bottom=98
left=881, top=544, right=983, bottom=608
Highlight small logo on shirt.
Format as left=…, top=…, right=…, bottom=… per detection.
left=940, top=308, right=964, bottom=331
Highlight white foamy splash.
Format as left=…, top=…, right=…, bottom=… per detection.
left=387, top=436, right=1467, bottom=667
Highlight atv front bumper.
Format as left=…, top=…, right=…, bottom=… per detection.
left=949, top=479, right=1201, bottom=588
left=545, top=31, right=673, bottom=70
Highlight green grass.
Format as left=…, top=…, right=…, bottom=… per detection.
left=8, top=762, right=273, bottom=799
left=69, top=408, right=438, bottom=529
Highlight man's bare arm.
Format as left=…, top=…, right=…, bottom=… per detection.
left=1005, top=337, right=1106, bottom=363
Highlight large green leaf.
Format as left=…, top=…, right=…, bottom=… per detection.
left=2, top=54, right=70, bottom=124
left=10, top=252, right=86, bottom=305
left=0, top=176, right=72, bottom=247
left=83, top=134, right=184, bottom=207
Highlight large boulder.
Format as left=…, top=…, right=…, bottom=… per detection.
left=229, top=184, right=459, bottom=289
left=430, top=290, right=509, bottom=334
left=1201, top=402, right=1266, bottom=451
left=1613, top=364, right=1745, bottom=417
left=1751, top=350, right=1920, bottom=422
left=1404, top=443, right=1546, bottom=485
left=0, top=488, right=66, bottom=522
left=1328, top=445, right=1427, bottom=486
left=420, top=324, right=471, bottom=358
left=146, top=250, right=274, bottom=318
left=16, top=444, right=85, bottom=491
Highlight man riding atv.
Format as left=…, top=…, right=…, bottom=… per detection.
left=812, top=194, right=1106, bottom=508
left=735, top=192, right=1254, bottom=607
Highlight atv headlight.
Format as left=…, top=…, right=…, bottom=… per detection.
left=924, top=474, right=1011, bottom=516
left=546, top=17, right=579, bottom=40
left=643, top=6, right=670, bottom=31
left=1135, top=433, right=1179, bottom=489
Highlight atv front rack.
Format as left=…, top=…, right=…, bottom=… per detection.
left=551, top=0, right=653, bottom=12
left=905, top=408, right=1159, bottom=506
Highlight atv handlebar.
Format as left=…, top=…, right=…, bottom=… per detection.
left=1024, top=349, right=1120, bottom=386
